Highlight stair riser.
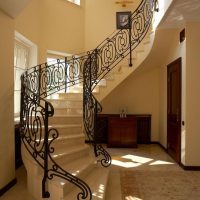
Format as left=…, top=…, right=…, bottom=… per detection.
left=49, top=116, right=82, bottom=125
left=52, top=136, right=85, bottom=149
left=32, top=126, right=83, bottom=140
left=63, top=163, right=96, bottom=197
left=53, top=147, right=90, bottom=166
left=49, top=100, right=83, bottom=109
left=69, top=87, right=83, bottom=93
left=54, top=126, right=83, bottom=136
left=54, top=108, right=83, bottom=115
left=58, top=93, right=83, bottom=100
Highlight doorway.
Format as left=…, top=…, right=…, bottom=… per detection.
left=167, top=57, right=182, bottom=163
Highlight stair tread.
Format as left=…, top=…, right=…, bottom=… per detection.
left=54, top=107, right=82, bottom=110
left=35, top=124, right=82, bottom=129
left=36, top=133, right=84, bottom=143
left=64, top=167, right=109, bottom=200
left=52, top=114, right=82, bottom=117
left=48, top=156, right=96, bottom=188
left=48, top=98, right=82, bottom=102
left=56, top=133, right=85, bottom=141
left=52, top=144, right=90, bottom=158
left=49, top=124, right=82, bottom=128
left=62, top=156, right=95, bottom=175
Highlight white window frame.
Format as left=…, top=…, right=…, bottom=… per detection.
left=14, top=32, right=38, bottom=121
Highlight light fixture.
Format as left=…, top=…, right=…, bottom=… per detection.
left=115, top=0, right=133, bottom=7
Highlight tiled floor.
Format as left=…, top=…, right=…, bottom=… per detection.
left=105, top=144, right=200, bottom=200
left=1, top=144, right=200, bottom=200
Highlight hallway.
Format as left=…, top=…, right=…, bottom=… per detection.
left=1, top=144, right=200, bottom=200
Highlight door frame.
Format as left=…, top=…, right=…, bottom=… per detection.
left=167, top=57, right=182, bottom=163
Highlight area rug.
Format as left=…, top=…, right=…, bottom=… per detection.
left=120, top=170, right=200, bottom=200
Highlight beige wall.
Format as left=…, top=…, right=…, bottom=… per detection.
left=14, top=0, right=41, bottom=46
left=15, top=0, right=85, bottom=63
left=158, top=23, right=200, bottom=166
left=40, top=0, right=85, bottom=60
left=185, top=22, right=200, bottom=166
left=159, top=27, right=186, bottom=163
left=101, top=65, right=160, bottom=141
left=84, top=0, right=141, bottom=51
left=158, top=27, right=186, bottom=147
left=0, top=9, right=15, bottom=189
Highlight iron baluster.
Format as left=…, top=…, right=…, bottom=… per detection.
left=42, top=102, right=50, bottom=198
left=94, top=100, right=98, bottom=157
left=129, top=14, right=133, bottom=67
left=154, top=0, right=159, bottom=12
left=89, top=53, right=92, bottom=91
left=38, top=65, right=41, bottom=98
left=65, top=57, right=67, bottom=93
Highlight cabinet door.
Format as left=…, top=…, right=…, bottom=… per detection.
left=108, top=117, right=137, bottom=147
left=108, top=120, right=121, bottom=147
left=137, top=116, right=151, bottom=143
left=121, top=119, right=137, bottom=147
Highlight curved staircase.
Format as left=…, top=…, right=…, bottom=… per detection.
left=22, top=92, right=109, bottom=200
left=20, top=0, right=173, bottom=199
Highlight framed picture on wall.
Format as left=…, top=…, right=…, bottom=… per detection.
left=116, top=11, right=131, bottom=29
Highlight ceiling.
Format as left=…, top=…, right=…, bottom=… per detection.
left=159, top=0, right=200, bottom=28
left=0, top=0, right=31, bottom=18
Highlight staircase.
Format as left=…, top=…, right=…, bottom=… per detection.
left=22, top=92, right=109, bottom=200
left=20, top=0, right=173, bottom=199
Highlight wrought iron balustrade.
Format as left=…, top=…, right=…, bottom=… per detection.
left=20, top=0, right=158, bottom=199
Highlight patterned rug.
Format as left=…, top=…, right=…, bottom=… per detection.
left=120, top=170, right=200, bottom=200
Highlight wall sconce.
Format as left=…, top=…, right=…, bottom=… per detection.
left=115, top=0, right=133, bottom=7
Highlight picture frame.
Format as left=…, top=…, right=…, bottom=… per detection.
left=116, top=11, right=131, bottom=29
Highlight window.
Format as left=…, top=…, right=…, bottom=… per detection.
left=14, top=40, right=30, bottom=117
left=67, top=0, right=80, bottom=6
left=14, top=32, right=37, bottom=122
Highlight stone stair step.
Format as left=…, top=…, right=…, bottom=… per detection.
left=54, top=107, right=83, bottom=115
left=35, top=124, right=83, bottom=136
left=49, top=156, right=97, bottom=197
left=52, top=134, right=85, bottom=148
left=58, top=92, right=83, bottom=100
left=49, top=114, right=82, bottom=125
left=64, top=167, right=109, bottom=200
left=97, top=79, right=107, bottom=87
left=50, top=124, right=83, bottom=136
left=52, top=144, right=91, bottom=165
left=68, top=84, right=83, bottom=93
left=143, top=37, right=150, bottom=44
left=48, top=99, right=83, bottom=109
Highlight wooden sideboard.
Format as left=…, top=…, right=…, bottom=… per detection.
left=108, top=116, right=137, bottom=147
left=96, top=114, right=151, bottom=146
